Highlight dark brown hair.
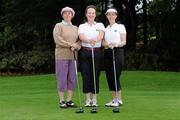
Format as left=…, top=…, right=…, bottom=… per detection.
left=84, top=5, right=97, bottom=22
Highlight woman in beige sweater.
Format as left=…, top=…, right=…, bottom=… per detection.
left=53, top=7, right=81, bottom=108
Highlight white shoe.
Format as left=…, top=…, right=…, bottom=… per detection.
left=118, top=100, right=123, bottom=105
left=92, top=103, right=98, bottom=107
left=85, top=100, right=91, bottom=107
left=110, top=102, right=119, bottom=107
left=105, top=100, right=120, bottom=107
left=92, top=99, right=98, bottom=107
left=105, top=100, right=114, bottom=107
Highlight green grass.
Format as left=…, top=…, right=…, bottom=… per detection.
left=0, top=71, right=180, bottom=120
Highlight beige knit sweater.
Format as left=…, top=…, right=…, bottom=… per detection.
left=53, top=21, right=81, bottom=60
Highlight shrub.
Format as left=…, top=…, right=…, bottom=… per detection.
left=124, top=51, right=161, bottom=70
left=0, top=50, right=55, bottom=73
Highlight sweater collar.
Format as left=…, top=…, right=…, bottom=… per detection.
left=62, top=20, right=72, bottom=26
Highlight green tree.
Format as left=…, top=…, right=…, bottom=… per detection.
left=148, top=0, right=180, bottom=70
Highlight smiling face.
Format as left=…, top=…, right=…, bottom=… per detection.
left=62, top=11, right=73, bottom=22
left=106, top=12, right=117, bottom=23
left=86, top=8, right=96, bottom=22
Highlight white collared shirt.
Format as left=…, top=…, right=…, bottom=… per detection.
left=105, top=23, right=126, bottom=44
left=78, top=22, right=105, bottom=48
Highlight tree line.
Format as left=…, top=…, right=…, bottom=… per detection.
left=0, top=0, right=180, bottom=73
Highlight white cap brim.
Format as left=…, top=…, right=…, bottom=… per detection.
left=105, top=8, right=117, bottom=15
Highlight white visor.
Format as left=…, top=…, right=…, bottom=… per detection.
left=105, top=8, right=117, bottom=15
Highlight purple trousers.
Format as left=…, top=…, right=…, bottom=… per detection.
left=55, top=59, right=76, bottom=92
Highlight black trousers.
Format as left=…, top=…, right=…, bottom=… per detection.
left=104, top=48, right=124, bottom=91
left=79, top=48, right=102, bottom=94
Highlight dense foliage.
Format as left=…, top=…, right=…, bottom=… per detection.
left=0, top=0, right=180, bottom=73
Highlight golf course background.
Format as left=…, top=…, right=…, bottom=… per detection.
left=0, top=71, right=180, bottom=120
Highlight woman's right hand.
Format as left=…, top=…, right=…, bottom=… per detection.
left=70, top=43, right=78, bottom=51
left=109, top=42, right=118, bottom=49
left=89, top=39, right=97, bottom=46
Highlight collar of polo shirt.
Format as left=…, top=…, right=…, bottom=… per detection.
left=85, top=22, right=97, bottom=26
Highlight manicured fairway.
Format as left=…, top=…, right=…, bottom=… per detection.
left=0, top=71, right=180, bottom=120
